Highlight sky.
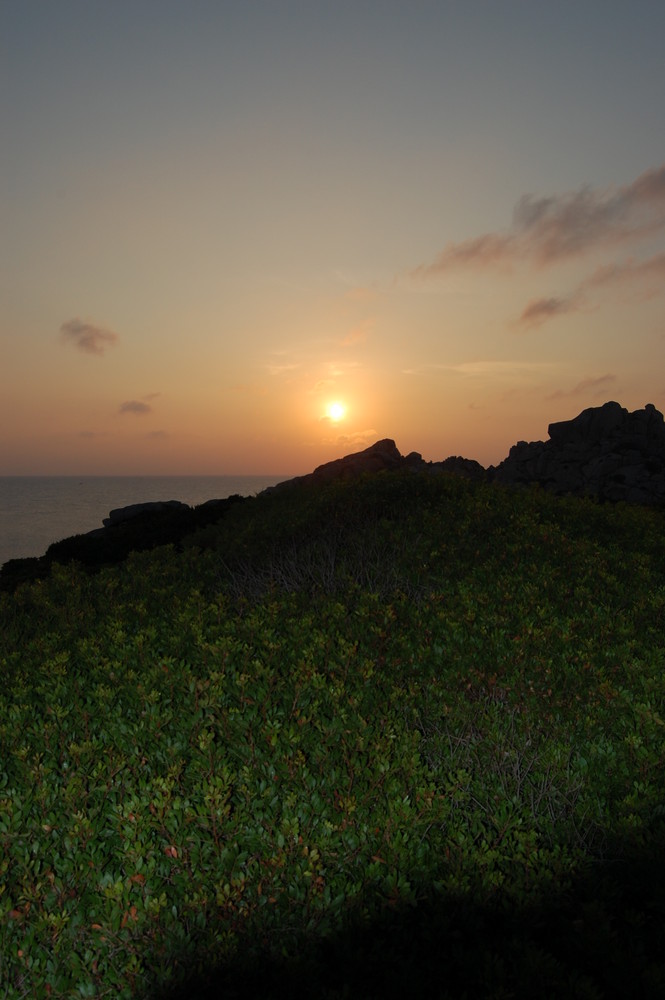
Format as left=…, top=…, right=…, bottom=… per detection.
left=2, top=1, right=664, bottom=475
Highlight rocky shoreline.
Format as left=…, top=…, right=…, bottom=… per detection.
left=0, top=494, right=248, bottom=591
left=2, top=400, right=663, bottom=592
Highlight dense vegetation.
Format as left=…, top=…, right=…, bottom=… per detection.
left=2, top=472, right=665, bottom=998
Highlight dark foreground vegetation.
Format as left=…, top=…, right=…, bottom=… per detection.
left=1, top=471, right=665, bottom=998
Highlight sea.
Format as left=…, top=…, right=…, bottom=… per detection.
left=0, top=475, right=288, bottom=568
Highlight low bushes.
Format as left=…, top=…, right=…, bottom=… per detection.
left=2, top=473, right=664, bottom=997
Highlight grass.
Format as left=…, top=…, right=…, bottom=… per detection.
left=1, top=471, right=665, bottom=997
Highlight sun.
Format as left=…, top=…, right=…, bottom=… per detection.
left=327, top=401, right=346, bottom=422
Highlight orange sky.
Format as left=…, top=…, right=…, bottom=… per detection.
left=2, top=3, right=664, bottom=475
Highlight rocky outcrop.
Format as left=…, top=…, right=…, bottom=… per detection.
left=103, top=500, right=189, bottom=527
left=4, top=400, right=663, bottom=595
left=434, top=455, right=487, bottom=481
left=490, top=401, right=665, bottom=505
left=270, top=439, right=487, bottom=492
left=305, top=438, right=404, bottom=483
left=0, top=494, right=247, bottom=592
left=311, top=437, right=405, bottom=481
left=272, top=439, right=405, bottom=491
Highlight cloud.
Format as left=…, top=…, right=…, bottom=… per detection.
left=412, top=163, right=665, bottom=278
left=518, top=294, right=581, bottom=329
left=60, top=318, right=119, bottom=355
left=585, top=250, right=665, bottom=291
left=547, top=374, right=616, bottom=401
left=518, top=249, right=665, bottom=328
left=414, top=233, right=517, bottom=276
left=146, top=430, right=169, bottom=439
left=119, top=400, right=152, bottom=415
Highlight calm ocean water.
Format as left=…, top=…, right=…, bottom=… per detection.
left=0, top=475, right=287, bottom=567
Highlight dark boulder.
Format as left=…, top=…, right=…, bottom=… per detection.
left=0, top=494, right=248, bottom=592
left=270, top=439, right=487, bottom=492
left=271, top=439, right=405, bottom=491
left=103, top=500, right=189, bottom=527
left=490, top=401, right=665, bottom=505
left=311, top=438, right=404, bottom=482
left=432, top=455, right=487, bottom=481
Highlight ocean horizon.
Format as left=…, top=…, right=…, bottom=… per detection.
left=0, top=475, right=288, bottom=567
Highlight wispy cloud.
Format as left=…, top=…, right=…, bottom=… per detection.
left=518, top=294, right=582, bottom=329
left=518, top=249, right=665, bottom=328
left=547, top=374, right=617, bottom=400
left=119, top=400, right=152, bottom=415
left=412, top=163, right=665, bottom=278
left=413, top=233, right=517, bottom=276
left=585, top=250, right=665, bottom=292
left=60, top=318, right=119, bottom=355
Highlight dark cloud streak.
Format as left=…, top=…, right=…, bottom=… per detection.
left=519, top=295, right=579, bottom=329
left=119, top=400, right=152, bottom=415
left=60, top=318, right=119, bottom=355
left=412, top=163, right=665, bottom=277
left=518, top=249, right=665, bottom=329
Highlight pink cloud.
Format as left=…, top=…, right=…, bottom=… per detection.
left=518, top=249, right=665, bottom=329
left=412, top=163, right=665, bottom=277
left=586, top=250, right=665, bottom=290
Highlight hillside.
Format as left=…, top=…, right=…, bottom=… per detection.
left=2, top=471, right=665, bottom=998
left=3, top=400, right=663, bottom=598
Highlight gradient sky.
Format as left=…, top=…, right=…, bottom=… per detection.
left=2, top=1, right=664, bottom=475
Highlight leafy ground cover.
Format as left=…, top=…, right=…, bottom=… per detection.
left=1, top=472, right=665, bottom=997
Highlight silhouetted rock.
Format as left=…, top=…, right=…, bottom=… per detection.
left=272, top=439, right=405, bottom=491
left=103, top=500, right=189, bottom=527
left=490, top=401, right=665, bottom=505
left=5, top=400, right=662, bottom=595
left=432, top=455, right=487, bottom=480
left=0, top=494, right=248, bottom=592
left=403, top=450, right=425, bottom=468
left=270, top=439, right=486, bottom=492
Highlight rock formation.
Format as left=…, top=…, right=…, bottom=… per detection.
left=270, top=439, right=486, bottom=492
left=0, top=494, right=247, bottom=591
left=103, top=500, right=189, bottom=527
left=433, top=455, right=487, bottom=481
left=490, top=401, right=665, bottom=505
left=271, top=439, right=405, bottom=491
left=3, top=399, right=663, bottom=594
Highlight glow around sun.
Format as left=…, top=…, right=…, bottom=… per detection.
left=327, top=401, right=346, bottom=422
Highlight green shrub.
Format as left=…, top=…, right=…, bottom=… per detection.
left=2, top=472, right=664, bottom=997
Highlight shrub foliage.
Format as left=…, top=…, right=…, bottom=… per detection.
left=2, top=472, right=665, bottom=997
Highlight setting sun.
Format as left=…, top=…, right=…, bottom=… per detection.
left=327, top=401, right=346, bottom=422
